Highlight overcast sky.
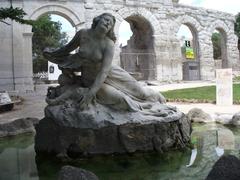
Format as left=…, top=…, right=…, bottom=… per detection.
left=179, top=0, right=240, bottom=15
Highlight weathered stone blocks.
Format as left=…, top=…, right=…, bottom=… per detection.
left=35, top=110, right=191, bottom=157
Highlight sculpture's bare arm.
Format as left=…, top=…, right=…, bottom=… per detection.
left=44, top=30, right=82, bottom=57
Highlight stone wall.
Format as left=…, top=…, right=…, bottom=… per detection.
left=171, top=4, right=239, bottom=79
left=0, top=0, right=239, bottom=91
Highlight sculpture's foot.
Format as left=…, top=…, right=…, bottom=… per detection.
left=139, top=102, right=152, bottom=109
left=141, top=110, right=168, bottom=117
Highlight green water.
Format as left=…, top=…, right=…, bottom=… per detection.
left=0, top=123, right=240, bottom=180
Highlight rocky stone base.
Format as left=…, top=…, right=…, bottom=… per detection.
left=0, top=118, right=39, bottom=137
left=58, top=166, right=99, bottom=180
left=35, top=115, right=191, bottom=157
left=187, top=108, right=240, bottom=125
left=206, top=155, right=240, bottom=180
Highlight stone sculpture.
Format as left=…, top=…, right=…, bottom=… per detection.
left=35, top=13, right=191, bottom=157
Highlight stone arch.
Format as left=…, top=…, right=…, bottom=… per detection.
left=116, top=7, right=159, bottom=80
left=174, top=16, right=202, bottom=59
left=29, top=4, right=82, bottom=27
left=175, top=15, right=202, bottom=34
left=208, top=20, right=229, bottom=68
left=208, top=20, right=230, bottom=37
left=175, top=15, right=202, bottom=80
left=22, top=4, right=84, bottom=88
left=116, top=7, right=162, bottom=35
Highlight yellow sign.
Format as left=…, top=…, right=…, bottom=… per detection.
left=185, top=47, right=195, bottom=59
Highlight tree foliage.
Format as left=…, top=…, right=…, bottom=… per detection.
left=211, top=32, right=221, bottom=59
left=32, top=14, right=68, bottom=73
left=234, top=13, right=240, bottom=50
left=234, top=13, right=240, bottom=37
left=0, top=6, right=33, bottom=25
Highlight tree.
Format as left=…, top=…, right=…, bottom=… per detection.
left=32, top=14, right=68, bottom=73
left=211, top=32, right=221, bottom=59
left=0, top=6, right=33, bottom=25
left=234, top=13, right=240, bottom=50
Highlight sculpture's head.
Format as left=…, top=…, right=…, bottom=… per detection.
left=91, top=13, right=116, bottom=43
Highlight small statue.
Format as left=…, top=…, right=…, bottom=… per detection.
left=43, top=13, right=167, bottom=116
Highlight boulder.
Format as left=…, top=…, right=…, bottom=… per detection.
left=232, top=112, right=240, bottom=126
left=215, top=114, right=234, bottom=125
left=35, top=104, right=191, bottom=157
left=58, top=165, right=99, bottom=180
left=0, top=118, right=39, bottom=137
left=187, top=108, right=212, bottom=123
left=206, top=155, right=240, bottom=180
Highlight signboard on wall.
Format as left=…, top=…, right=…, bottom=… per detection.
left=48, top=62, right=62, bottom=81
left=185, top=47, right=195, bottom=59
left=185, top=40, right=191, bottom=47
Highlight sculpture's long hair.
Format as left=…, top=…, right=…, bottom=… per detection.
left=91, top=13, right=117, bottom=43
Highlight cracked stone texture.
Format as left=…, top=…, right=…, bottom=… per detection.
left=0, top=117, right=39, bottom=137
left=58, top=165, right=99, bottom=180
left=35, top=104, right=191, bottom=157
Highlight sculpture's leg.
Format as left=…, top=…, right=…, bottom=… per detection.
left=97, top=82, right=175, bottom=117
left=107, top=65, right=166, bottom=103
left=97, top=83, right=140, bottom=111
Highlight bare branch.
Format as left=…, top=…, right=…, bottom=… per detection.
left=0, top=19, right=10, bottom=25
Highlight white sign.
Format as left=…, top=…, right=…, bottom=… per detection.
left=216, top=69, right=233, bottom=106
left=48, top=62, right=62, bottom=81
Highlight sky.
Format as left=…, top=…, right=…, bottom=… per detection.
left=179, top=0, right=240, bottom=15
left=118, top=21, right=132, bottom=46
left=51, top=15, right=75, bottom=42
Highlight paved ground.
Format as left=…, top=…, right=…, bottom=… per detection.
left=0, top=81, right=239, bottom=123
left=0, top=84, right=47, bottom=124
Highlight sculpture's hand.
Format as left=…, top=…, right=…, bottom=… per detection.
left=46, top=97, right=60, bottom=106
left=77, top=89, right=95, bottom=110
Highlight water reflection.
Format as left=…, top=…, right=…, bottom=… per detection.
left=0, top=134, right=38, bottom=180
left=0, top=124, right=239, bottom=180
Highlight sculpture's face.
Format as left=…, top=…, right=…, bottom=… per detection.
left=97, top=15, right=114, bottom=33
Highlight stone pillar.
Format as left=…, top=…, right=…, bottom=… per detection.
left=227, top=34, right=240, bottom=71
left=113, top=45, right=121, bottom=66
left=199, top=33, right=215, bottom=80
left=22, top=31, right=34, bottom=91
left=169, top=37, right=183, bottom=81
left=0, top=19, right=14, bottom=91
left=12, top=22, right=34, bottom=92
left=154, top=37, right=169, bottom=81
left=154, top=35, right=182, bottom=81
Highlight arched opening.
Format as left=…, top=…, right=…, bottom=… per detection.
left=118, top=20, right=132, bottom=47
left=32, top=14, right=75, bottom=82
left=177, top=24, right=200, bottom=80
left=119, top=15, right=156, bottom=80
left=211, top=29, right=228, bottom=69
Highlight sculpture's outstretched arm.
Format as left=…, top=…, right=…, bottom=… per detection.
left=43, top=30, right=82, bottom=58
